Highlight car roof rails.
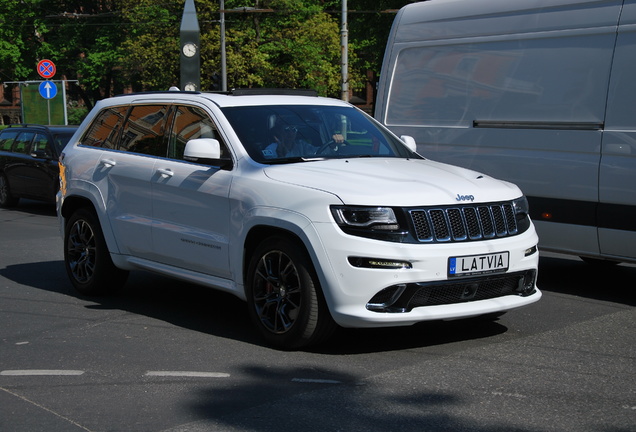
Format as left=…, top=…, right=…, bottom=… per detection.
left=230, top=88, right=318, bottom=97
left=7, top=124, right=49, bottom=129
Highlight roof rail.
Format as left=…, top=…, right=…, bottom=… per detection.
left=7, top=124, right=49, bottom=129
left=230, top=88, right=318, bottom=97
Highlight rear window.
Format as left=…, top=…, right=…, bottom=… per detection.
left=81, top=106, right=128, bottom=149
left=0, top=130, right=19, bottom=151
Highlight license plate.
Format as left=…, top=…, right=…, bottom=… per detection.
left=448, top=251, right=509, bottom=277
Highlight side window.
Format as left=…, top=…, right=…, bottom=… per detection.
left=168, top=105, right=229, bottom=160
left=12, top=132, right=35, bottom=154
left=0, top=130, right=19, bottom=151
left=32, top=133, right=53, bottom=158
left=120, top=105, right=170, bottom=156
left=387, top=34, right=614, bottom=126
left=82, top=106, right=128, bottom=149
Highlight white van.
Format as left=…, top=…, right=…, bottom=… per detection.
left=375, top=0, right=636, bottom=264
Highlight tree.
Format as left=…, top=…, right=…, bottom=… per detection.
left=1, top=0, right=415, bottom=110
left=1, top=1, right=128, bottom=110
left=118, top=0, right=183, bottom=91
left=210, top=0, right=348, bottom=96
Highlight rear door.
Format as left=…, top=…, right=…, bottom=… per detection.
left=90, top=104, right=169, bottom=258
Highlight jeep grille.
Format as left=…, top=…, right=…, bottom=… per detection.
left=409, top=203, right=518, bottom=243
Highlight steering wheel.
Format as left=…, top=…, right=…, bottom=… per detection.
left=315, top=139, right=350, bottom=155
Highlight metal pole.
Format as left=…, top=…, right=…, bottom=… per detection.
left=341, top=0, right=348, bottom=101
left=62, top=80, right=68, bottom=125
left=221, top=0, right=227, bottom=91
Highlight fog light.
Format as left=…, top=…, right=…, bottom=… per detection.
left=349, top=257, right=412, bottom=269
left=525, top=245, right=538, bottom=257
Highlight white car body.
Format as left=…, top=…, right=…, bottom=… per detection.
left=58, top=91, right=541, bottom=348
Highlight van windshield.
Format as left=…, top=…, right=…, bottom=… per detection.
left=221, top=105, right=419, bottom=163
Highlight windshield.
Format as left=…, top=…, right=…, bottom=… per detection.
left=53, top=132, right=76, bottom=153
left=221, top=105, right=419, bottom=163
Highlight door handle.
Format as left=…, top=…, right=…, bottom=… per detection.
left=100, top=158, right=116, bottom=168
left=157, top=168, right=174, bottom=178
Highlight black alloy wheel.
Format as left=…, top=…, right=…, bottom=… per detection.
left=246, top=236, right=336, bottom=350
left=64, top=208, right=128, bottom=295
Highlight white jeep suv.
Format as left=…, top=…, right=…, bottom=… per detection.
left=57, top=90, right=541, bottom=349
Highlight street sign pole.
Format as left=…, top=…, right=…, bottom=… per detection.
left=37, top=59, right=57, bottom=125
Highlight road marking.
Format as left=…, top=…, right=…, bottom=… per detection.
left=1, top=370, right=84, bottom=376
left=145, top=371, right=230, bottom=378
left=291, top=378, right=341, bottom=384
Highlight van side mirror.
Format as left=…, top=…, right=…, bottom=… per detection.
left=400, top=135, right=417, bottom=152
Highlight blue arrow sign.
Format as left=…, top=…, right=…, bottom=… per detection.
left=39, top=81, right=58, bottom=99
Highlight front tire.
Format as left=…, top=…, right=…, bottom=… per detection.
left=246, top=236, right=336, bottom=350
left=64, top=208, right=128, bottom=295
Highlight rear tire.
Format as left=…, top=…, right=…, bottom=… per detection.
left=0, top=174, right=19, bottom=208
left=246, top=236, right=336, bottom=350
left=64, top=208, right=128, bottom=295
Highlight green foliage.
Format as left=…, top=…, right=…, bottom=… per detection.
left=66, top=101, right=89, bottom=125
left=1, top=0, right=414, bottom=106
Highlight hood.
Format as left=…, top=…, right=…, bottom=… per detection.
left=263, top=158, right=521, bottom=206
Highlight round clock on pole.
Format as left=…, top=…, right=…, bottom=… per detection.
left=180, top=0, right=200, bottom=91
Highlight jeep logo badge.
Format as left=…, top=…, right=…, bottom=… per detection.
left=456, top=194, right=475, bottom=202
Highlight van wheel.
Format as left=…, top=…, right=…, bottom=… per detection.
left=0, top=174, right=19, bottom=208
left=64, top=208, right=128, bottom=295
left=246, top=236, right=336, bottom=350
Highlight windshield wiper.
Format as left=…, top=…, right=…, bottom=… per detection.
left=266, top=156, right=327, bottom=164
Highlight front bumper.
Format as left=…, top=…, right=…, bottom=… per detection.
left=311, top=221, right=541, bottom=328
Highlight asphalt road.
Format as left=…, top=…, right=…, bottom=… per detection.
left=1, top=200, right=634, bottom=432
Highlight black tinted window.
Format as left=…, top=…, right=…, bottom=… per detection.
left=82, top=106, right=128, bottom=149
left=12, top=132, right=35, bottom=154
left=32, top=134, right=53, bottom=158
left=52, top=132, right=75, bottom=153
left=0, top=130, right=19, bottom=151
left=120, top=105, right=170, bottom=156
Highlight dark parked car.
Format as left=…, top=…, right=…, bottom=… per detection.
left=0, top=124, right=78, bottom=207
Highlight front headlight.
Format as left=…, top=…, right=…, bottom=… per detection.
left=331, top=206, right=408, bottom=241
left=332, top=206, right=398, bottom=229
left=512, top=196, right=531, bottom=232
left=512, top=196, right=529, bottom=216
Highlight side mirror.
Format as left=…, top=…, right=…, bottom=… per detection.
left=400, top=135, right=417, bottom=152
left=183, top=138, right=232, bottom=169
left=31, top=149, right=52, bottom=160
left=184, top=138, right=221, bottom=161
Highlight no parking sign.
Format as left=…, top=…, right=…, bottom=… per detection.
left=37, top=59, right=56, bottom=79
